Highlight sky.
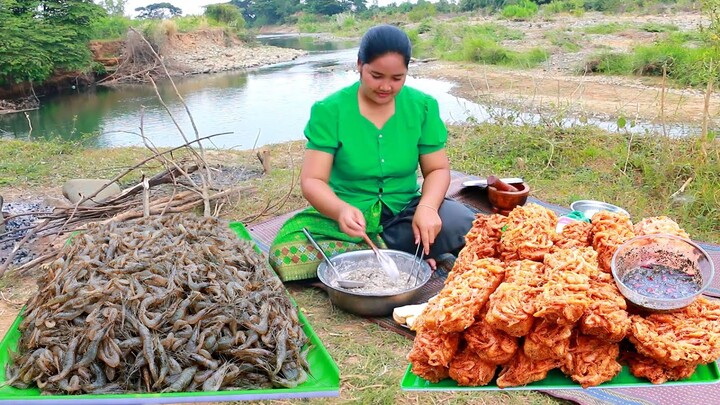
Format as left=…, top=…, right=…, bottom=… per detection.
left=123, top=0, right=411, bottom=16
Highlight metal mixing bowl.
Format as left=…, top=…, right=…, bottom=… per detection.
left=611, top=234, right=715, bottom=311
left=317, top=249, right=433, bottom=317
left=571, top=200, right=629, bottom=219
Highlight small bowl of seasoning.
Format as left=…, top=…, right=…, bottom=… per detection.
left=611, top=234, right=715, bottom=311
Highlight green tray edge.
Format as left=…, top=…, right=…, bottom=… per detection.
left=400, top=361, right=720, bottom=391
left=0, top=222, right=340, bottom=401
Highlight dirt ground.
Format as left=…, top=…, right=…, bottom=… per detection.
left=411, top=11, right=718, bottom=127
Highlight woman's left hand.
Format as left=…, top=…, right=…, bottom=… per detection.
left=412, top=204, right=442, bottom=256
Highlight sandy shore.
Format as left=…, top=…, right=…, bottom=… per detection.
left=164, top=30, right=307, bottom=75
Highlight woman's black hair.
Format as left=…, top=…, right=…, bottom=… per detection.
left=358, top=24, right=412, bottom=67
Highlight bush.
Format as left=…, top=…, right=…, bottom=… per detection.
left=541, top=0, right=585, bottom=16
left=582, top=22, right=628, bottom=35
left=544, top=30, right=582, bottom=52
left=501, top=0, right=539, bottom=20
left=90, top=15, right=132, bottom=40
left=640, top=22, right=679, bottom=33
left=205, top=4, right=243, bottom=24
left=462, top=36, right=511, bottom=64
left=408, top=2, right=437, bottom=23
left=172, top=16, right=210, bottom=32
left=583, top=52, right=633, bottom=75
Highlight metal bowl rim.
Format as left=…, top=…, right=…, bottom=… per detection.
left=570, top=199, right=630, bottom=216
left=317, top=249, right=433, bottom=297
left=610, top=233, right=715, bottom=308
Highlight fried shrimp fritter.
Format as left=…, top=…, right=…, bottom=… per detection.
left=633, top=216, right=690, bottom=239
left=590, top=211, right=635, bottom=272
left=579, top=272, right=629, bottom=342
left=499, top=203, right=557, bottom=262
left=463, top=319, right=518, bottom=364
left=458, top=214, right=508, bottom=262
left=624, top=352, right=697, bottom=384
left=534, top=248, right=597, bottom=325
left=420, top=258, right=506, bottom=333
left=496, top=350, right=561, bottom=388
left=448, top=347, right=497, bottom=387
left=485, top=260, right=545, bottom=336
left=628, top=297, right=720, bottom=368
left=407, top=327, right=459, bottom=382
left=561, top=333, right=622, bottom=388
left=524, top=319, right=573, bottom=361
left=553, top=221, right=593, bottom=250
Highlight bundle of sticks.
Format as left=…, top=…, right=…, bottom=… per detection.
left=0, top=133, right=291, bottom=278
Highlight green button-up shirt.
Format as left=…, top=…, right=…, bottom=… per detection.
left=304, top=81, right=448, bottom=215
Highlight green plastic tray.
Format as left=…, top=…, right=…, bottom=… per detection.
left=0, top=222, right=340, bottom=403
left=401, top=361, right=720, bottom=391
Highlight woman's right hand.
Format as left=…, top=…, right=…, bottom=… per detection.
left=337, top=204, right=366, bottom=238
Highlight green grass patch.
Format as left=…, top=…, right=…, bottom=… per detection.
left=541, top=0, right=586, bottom=16
left=582, top=22, right=629, bottom=35
left=90, top=15, right=133, bottom=40
left=412, top=23, right=547, bottom=67
left=5, top=120, right=717, bottom=244
left=446, top=124, right=719, bottom=243
left=584, top=36, right=720, bottom=87
left=544, top=29, right=582, bottom=52
left=640, top=22, right=680, bottom=33
left=501, top=0, right=539, bottom=20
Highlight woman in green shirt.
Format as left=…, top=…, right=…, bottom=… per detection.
left=269, top=25, right=475, bottom=282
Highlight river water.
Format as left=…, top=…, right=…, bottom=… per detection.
left=0, top=34, right=691, bottom=149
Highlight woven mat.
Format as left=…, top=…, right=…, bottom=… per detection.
left=246, top=170, right=720, bottom=404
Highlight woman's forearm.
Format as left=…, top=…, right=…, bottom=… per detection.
left=419, top=167, right=450, bottom=209
left=301, top=177, right=351, bottom=221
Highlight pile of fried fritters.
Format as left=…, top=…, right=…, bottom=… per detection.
left=408, top=203, right=720, bottom=388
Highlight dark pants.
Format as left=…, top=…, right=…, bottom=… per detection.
left=380, top=196, right=476, bottom=259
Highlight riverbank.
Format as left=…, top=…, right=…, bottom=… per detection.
left=0, top=29, right=307, bottom=112
left=161, top=29, right=307, bottom=75
left=403, top=10, right=718, bottom=127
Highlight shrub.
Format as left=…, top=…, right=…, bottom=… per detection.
left=408, top=2, right=437, bottom=23
left=582, top=22, right=628, bottom=35
left=205, top=4, right=243, bottom=24
left=90, top=15, right=132, bottom=40
left=640, top=22, right=680, bottom=33
left=583, top=52, right=633, bottom=75
left=501, top=0, right=539, bottom=20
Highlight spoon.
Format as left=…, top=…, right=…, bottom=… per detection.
left=302, top=228, right=365, bottom=289
left=361, top=234, right=400, bottom=282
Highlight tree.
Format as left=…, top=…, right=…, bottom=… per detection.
left=96, top=0, right=127, bottom=15
left=0, top=0, right=106, bottom=85
left=204, top=3, right=245, bottom=29
left=304, top=0, right=351, bottom=16
left=135, top=2, right=182, bottom=19
left=229, top=0, right=300, bottom=26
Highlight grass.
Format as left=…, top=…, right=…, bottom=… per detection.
left=446, top=124, right=719, bottom=242
left=1, top=120, right=717, bottom=403
left=2, top=122, right=718, bottom=244
left=410, top=23, right=548, bottom=68
left=544, top=29, right=582, bottom=52
left=582, top=22, right=629, bottom=35
left=583, top=36, right=719, bottom=87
